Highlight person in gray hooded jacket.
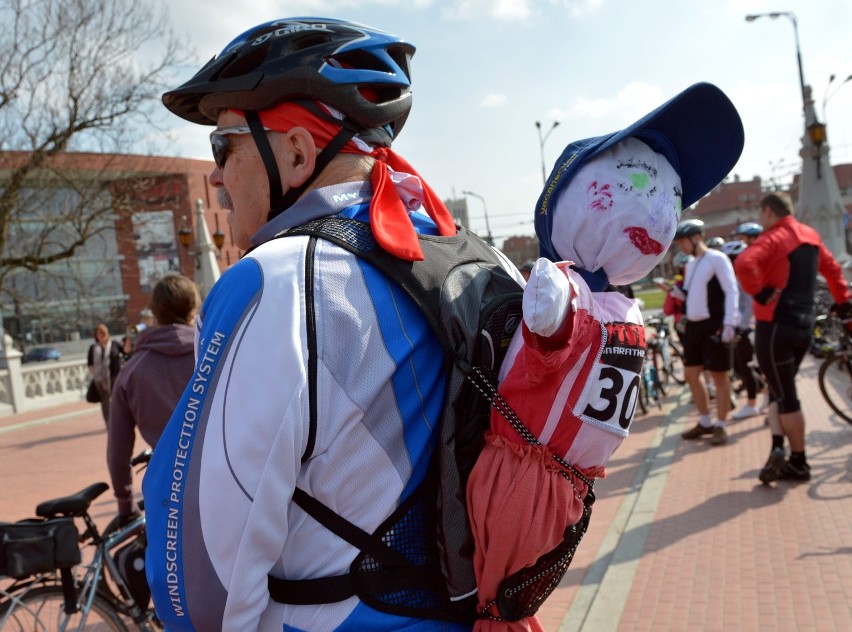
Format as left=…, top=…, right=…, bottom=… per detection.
left=107, top=274, right=200, bottom=517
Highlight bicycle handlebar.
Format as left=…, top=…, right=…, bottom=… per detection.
left=131, top=449, right=152, bottom=467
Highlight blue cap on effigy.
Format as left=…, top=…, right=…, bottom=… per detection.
left=535, top=82, right=744, bottom=264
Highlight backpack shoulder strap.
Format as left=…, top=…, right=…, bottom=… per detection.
left=280, top=215, right=512, bottom=353
left=268, top=217, right=522, bottom=621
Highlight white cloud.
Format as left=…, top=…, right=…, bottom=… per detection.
left=442, top=0, right=605, bottom=21
left=557, top=82, right=666, bottom=124
left=555, top=0, right=605, bottom=18
left=481, top=93, right=508, bottom=107
left=444, top=0, right=534, bottom=21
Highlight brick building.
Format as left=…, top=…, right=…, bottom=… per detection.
left=500, top=234, right=539, bottom=266
left=687, top=164, right=852, bottom=249
left=0, top=152, right=232, bottom=345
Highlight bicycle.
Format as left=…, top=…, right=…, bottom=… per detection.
left=636, top=320, right=669, bottom=415
left=637, top=343, right=662, bottom=414
left=645, top=316, right=685, bottom=387
left=0, top=451, right=158, bottom=631
left=811, top=280, right=852, bottom=358
left=817, top=315, right=852, bottom=425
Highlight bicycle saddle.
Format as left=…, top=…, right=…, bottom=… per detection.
left=36, top=482, right=110, bottom=518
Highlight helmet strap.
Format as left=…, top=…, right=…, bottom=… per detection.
left=270, top=126, right=355, bottom=221
left=246, top=110, right=286, bottom=215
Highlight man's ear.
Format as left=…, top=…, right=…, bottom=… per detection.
left=277, top=127, right=317, bottom=189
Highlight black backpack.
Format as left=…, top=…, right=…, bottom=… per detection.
left=267, top=217, right=592, bottom=623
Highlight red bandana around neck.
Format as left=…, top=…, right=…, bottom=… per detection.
left=237, top=102, right=456, bottom=261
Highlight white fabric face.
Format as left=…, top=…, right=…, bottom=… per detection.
left=550, top=137, right=682, bottom=285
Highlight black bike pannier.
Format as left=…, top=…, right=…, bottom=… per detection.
left=0, top=518, right=81, bottom=579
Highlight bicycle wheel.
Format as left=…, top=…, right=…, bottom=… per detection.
left=818, top=354, right=852, bottom=424
left=652, top=358, right=668, bottom=398
left=636, top=372, right=650, bottom=416
left=664, top=342, right=686, bottom=385
left=0, top=584, right=128, bottom=632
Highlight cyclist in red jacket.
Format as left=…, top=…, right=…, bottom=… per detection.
left=735, top=192, right=851, bottom=484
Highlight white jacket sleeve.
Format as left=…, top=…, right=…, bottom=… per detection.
left=716, top=253, right=740, bottom=328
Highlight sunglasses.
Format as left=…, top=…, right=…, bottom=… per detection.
left=209, top=125, right=272, bottom=169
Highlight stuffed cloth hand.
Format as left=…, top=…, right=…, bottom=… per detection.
left=523, top=258, right=573, bottom=337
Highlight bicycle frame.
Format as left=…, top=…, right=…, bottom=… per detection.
left=2, top=451, right=156, bottom=631
left=86, top=515, right=154, bottom=629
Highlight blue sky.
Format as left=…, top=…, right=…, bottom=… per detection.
left=156, top=0, right=852, bottom=244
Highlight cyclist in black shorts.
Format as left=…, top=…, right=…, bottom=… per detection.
left=671, top=219, right=739, bottom=446
left=735, top=192, right=851, bottom=483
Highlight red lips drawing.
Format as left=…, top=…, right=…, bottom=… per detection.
left=623, top=226, right=663, bottom=255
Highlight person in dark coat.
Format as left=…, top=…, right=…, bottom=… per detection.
left=87, top=323, right=123, bottom=425
left=107, top=274, right=200, bottom=517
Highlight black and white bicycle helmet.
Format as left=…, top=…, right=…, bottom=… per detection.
left=705, top=236, right=725, bottom=250
left=163, top=18, right=417, bottom=220
left=163, top=18, right=415, bottom=140
left=674, top=218, right=705, bottom=240
left=721, top=240, right=747, bottom=257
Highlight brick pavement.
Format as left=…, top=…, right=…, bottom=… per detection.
left=2, top=355, right=851, bottom=631
left=539, top=353, right=852, bottom=631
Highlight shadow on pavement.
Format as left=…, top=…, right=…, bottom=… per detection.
left=1, top=427, right=105, bottom=451
left=635, top=487, right=788, bottom=559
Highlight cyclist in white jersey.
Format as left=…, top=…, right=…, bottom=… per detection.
left=141, top=18, right=510, bottom=632
left=671, top=219, right=739, bottom=445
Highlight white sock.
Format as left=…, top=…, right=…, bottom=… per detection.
left=699, top=414, right=712, bottom=428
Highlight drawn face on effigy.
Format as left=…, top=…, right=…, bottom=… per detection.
left=549, top=137, right=681, bottom=286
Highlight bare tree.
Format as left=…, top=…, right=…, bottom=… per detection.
left=0, top=0, right=185, bottom=270
left=0, top=0, right=187, bottom=339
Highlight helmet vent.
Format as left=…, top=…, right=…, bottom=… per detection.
left=328, top=50, right=392, bottom=74
left=385, top=45, right=413, bottom=81
left=218, top=45, right=271, bottom=80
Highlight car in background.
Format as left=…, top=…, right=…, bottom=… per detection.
left=22, top=346, right=63, bottom=363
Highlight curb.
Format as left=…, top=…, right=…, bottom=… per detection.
left=559, top=388, right=691, bottom=631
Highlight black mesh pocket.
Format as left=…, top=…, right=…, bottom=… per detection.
left=490, top=502, right=592, bottom=622
left=350, top=488, right=477, bottom=623
left=353, top=491, right=441, bottom=614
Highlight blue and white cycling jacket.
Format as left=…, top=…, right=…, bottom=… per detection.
left=143, top=181, right=474, bottom=632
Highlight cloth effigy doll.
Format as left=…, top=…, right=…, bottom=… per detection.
left=466, top=82, right=744, bottom=631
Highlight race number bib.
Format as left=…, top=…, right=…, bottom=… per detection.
left=578, top=322, right=645, bottom=436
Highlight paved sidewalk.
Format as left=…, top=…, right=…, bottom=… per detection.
left=539, top=353, right=852, bottom=631
left=2, top=355, right=851, bottom=630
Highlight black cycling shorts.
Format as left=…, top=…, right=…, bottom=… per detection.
left=754, top=320, right=810, bottom=414
left=682, top=318, right=730, bottom=372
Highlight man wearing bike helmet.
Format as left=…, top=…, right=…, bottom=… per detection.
left=142, top=18, right=498, bottom=631
left=705, top=236, right=725, bottom=250
left=670, top=218, right=739, bottom=445
left=733, top=221, right=763, bottom=245
left=735, top=192, right=851, bottom=484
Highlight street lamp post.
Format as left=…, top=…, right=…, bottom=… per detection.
left=823, top=73, right=852, bottom=122
left=535, top=120, right=560, bottom=186
left=745, top=10, right=849, bottom=262
left=745, top=12, right=806, bottom=107
left=461, top=190, right=493, bottom=246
